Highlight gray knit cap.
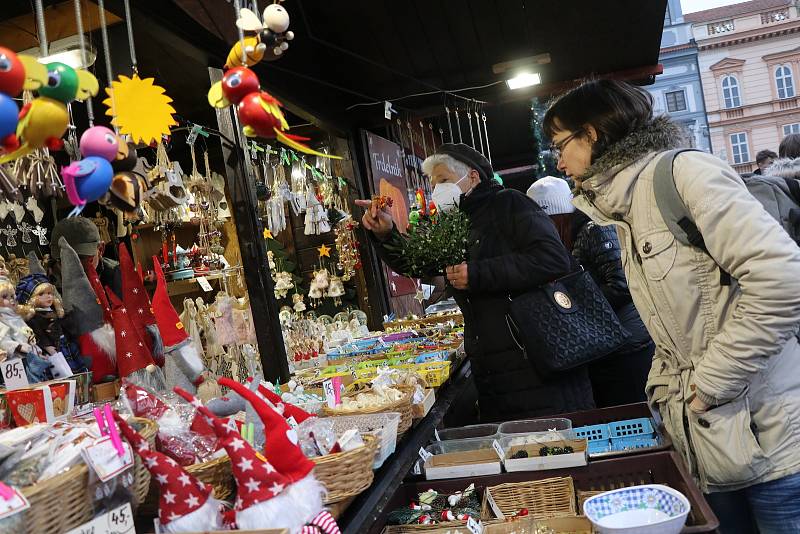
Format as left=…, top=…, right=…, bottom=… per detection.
left=51, top=217, right=101, bottom=260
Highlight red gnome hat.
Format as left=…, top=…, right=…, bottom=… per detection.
left=107, top=286, right=162, bottom=388
left=150, top=256, right=189, bottom=349
left=85, top=260, right=112, bottom=324
left=173, top=388, right=293, bottom=516
left=252, top=379, right=315, bottom=424
left=113, top=413, right=224, bottom=533
left=119, top=244, right=156, bottom=326
left=219, top=377, right=314, bottom=483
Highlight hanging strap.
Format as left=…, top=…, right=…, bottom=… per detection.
left=652, top=149, right=731, bottom=286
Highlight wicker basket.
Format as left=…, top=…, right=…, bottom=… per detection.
left=129, top=417, right=158, bottom=507
left=482, top=476, right=577, bottom=520
left=329, top=412, right=401, bottom=468
left=20, top=464, right=92, bottom=533
left=323, top=385, right=414, bottom=437
left=311, top=434, right=378, bottom=504
left=186, top=454, right=234, bottom=501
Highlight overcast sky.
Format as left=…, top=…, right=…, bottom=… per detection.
left=680, top=0, right=749, bottom=13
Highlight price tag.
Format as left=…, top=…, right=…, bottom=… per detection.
left=286, top=416, right=299, bottom=429
left=65, top=502, right=136, bottom=534
left=412, top=462, right=421, bottom=475
left=492, top=439, right=505, bottom=461
left=196, top=276, right=213, bottom=292
left=323, top=379, right=336, bottom=408
left=433, top=428, right=441, bottom=441
left=1, top=359, right=28, bottom=390
left=82, top=436, right=134, bottom=483
left=466, top=517, right=483, bottom=534
left=0, top=486, right=29, bottom=520
left=322, top=377, right=343, bottom=408
left=418, top=446, right=433, bottom=464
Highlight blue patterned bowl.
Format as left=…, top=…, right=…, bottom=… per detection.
left=583, top=484, right=690, bottom=534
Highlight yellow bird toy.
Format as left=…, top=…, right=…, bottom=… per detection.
left=0, top=61, right=98, bottom=164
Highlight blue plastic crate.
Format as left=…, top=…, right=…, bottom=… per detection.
left=608, top=418, right=655, bottom=439
left=587, top=440, right=612, bottom=454
left=574, top=423, right=610, bottom=442
left=611, top=435, right=660, bottom=452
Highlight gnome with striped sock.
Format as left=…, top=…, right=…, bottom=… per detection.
left=113, top=413, right=226, bottom=532
left=176, top=383, right=339, bottom=534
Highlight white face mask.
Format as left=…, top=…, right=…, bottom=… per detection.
left=432, top=172, right=469, bottom=211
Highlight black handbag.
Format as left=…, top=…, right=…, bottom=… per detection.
left=505, top=268, right=630, bottom=373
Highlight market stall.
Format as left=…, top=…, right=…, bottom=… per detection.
left=0, top=0, right=720, bottom=532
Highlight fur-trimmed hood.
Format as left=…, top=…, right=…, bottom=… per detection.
left=581, top=115, right=685, bottom=183
left=765, top=157, right=800, bottom=180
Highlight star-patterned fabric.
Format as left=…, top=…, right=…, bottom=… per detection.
left=173, top=387, right=292, bottom=512
left=114, top=413, right=213, bottom=527
left=219, top=377, right=315, bottom=483
left=118, top=244, right=157, bottom=335
left=108, top=285, right=157, bottom=377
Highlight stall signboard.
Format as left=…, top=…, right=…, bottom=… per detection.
left=365, top=131, right=418, bottom=297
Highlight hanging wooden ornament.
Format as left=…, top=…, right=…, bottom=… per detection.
left=334, top=216, right=361, bottom=281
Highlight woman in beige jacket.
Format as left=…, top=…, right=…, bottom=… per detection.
left=544, top=79, right=800, bottom=533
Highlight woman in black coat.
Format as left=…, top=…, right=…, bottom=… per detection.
left=528, top=176, right=654, bottom=407
left=357, top=144, right=595, bottom=422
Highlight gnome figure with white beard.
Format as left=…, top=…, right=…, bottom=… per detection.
left=59, top=238, right=117, bottom=383
left=113, top=412, right=227, bottom=532
left=150, top=256, right=205, bottom=394
left=177, top=382, right=340, bottom=534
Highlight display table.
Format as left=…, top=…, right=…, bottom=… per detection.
left=337, top=357, right=475, bottom=533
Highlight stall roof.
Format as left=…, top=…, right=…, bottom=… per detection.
left=1, top=0, right=667, bottom=169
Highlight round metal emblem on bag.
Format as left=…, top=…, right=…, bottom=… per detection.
left=554, top=291, right=572, bottom=309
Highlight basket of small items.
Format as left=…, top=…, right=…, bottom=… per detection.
left=323, top=384, right=415, bottom=436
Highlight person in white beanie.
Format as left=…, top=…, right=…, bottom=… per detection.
left=528, top=176, right=653, bottom=407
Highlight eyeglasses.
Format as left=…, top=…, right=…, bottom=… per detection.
left=549, top=129, right=584, bottom=159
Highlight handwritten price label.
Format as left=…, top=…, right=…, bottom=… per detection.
left=1, top=359, right=28, bottom=390
left=466, top=517, right=483, bottom=534
left=0, top=486, right=29, bottom=520
left=82, top=437, right=134, bottom=483
left=65, top=502, right=135, bottom=534
left=196, top=276, right=213, bottom=292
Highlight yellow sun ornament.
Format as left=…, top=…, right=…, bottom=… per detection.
left=103, top=74, right=177, bottom=145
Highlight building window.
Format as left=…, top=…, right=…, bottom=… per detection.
left=665, top=90, right=687, bottom=112
left=761, top=9, right=789, bottom=24
left=784, top=123, right=800, bottom=136
left=708, top=19, right=735, bottom=34
left=775, top=65, right=796, bottom=99
left=730, top=132, right=750, bottom=164
left=722, top=75, right=742, bottom=108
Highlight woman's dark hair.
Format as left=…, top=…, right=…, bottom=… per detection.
left=543, top=79, right=654, bottom=162
left=549, top=214, right=575, bottom=251
left=779, top=134, right=800, bottom=159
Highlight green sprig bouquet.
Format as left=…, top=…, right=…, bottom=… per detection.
left=398, top=208, right=471, bottom=278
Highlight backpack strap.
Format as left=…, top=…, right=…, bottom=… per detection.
left=652, top=149, right=731, bottom=286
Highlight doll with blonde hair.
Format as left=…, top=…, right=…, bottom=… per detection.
left=16, top=274, right=65, bottom=356
left=0, top=278, right=50, bottom=382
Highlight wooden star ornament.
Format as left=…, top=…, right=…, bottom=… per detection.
left=318, top=244, right=331, bottom=258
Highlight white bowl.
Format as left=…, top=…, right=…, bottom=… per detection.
left=583, top=484, right=691, bottom=534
